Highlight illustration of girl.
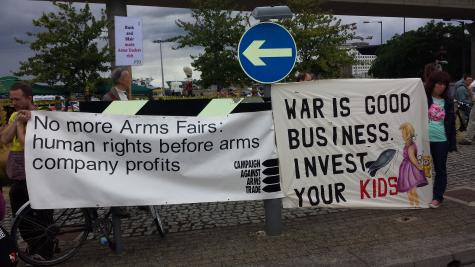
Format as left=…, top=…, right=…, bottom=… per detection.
left=398, top=123, right=428, bottom=207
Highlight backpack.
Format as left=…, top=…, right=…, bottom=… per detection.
left=0, top=225, right=18, bottom=267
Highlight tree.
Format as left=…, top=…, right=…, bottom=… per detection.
left=369, top=21, right=470, bottom=80
left=15, top=2, right=111, bottom=95
left=171, top=0, right=250, bottom=89
left=280, top=0, right=356, bottom=79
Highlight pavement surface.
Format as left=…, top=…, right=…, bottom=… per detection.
left=2, top=143, right=475, bottom=267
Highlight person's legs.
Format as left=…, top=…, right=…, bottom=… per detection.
left=9, top=180, right=29, bottom=215
left=430, top=142, right=449, bottom=202
left=10, top=181, right=36, bottom=251
left=0, top=186, right=5, bottom=221
left=461, top=107, right=475, bottom=143
left=414, top=189, right=420, bottom=207
left=459, top=110, right=469, bottom=131
left=10, top=180, right=54, bottom=259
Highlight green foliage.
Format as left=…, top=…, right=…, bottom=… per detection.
left=281, top=0, right=356, bottom=79
left=15, top=2, right=111, bottom=95
left=171, top=0, right=250, bottom=88
left=370, top=21, right=470, bottom=80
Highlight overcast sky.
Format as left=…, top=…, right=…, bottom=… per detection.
left=0, top=0, right=445, bottom=83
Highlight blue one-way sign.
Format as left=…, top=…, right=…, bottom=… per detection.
left=238, top=22, right=297, bottom=84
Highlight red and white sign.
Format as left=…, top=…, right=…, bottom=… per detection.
left=114, top=16, right=143, bottom=66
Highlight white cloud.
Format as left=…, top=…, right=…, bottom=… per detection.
left=1, top=1, right=437, bottom=82
left=339, top=15, right=438, bottom=45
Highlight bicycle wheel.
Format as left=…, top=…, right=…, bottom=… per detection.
left=11, top=202, right=91, bottom=266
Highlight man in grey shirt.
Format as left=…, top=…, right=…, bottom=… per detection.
left=460, top=82, right=475, bottom=145
left=103, top=67, right=131, bottom=218
left=454, top=75, right=473, bottom=130
left=103, top=67, right=131, bottom=101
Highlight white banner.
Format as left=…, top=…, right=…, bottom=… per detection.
left=272, top=79, right=432, bottom=209
left=114, top=16, right=143, bottom=66
left=25, top=111, right=283, bottom=209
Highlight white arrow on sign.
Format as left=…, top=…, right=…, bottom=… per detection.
left=242, top=40, right=293, bottom=67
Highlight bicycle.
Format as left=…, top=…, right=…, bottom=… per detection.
left=10, top=202, right=166, bottom=266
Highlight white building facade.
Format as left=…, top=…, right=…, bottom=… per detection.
left=349, top=48, right=377, bottom=78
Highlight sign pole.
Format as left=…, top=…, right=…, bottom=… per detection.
left=111, top=207, right=124, bottom=253
left=106, top=0, right=127, bottom=252
left=237, top=17, right=296, bottom=236
left=264, top=198, right=283, bottom=236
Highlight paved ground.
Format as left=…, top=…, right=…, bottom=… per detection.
left=3, top=143, right=475, bottom=266
left=51, top=201, right=475, bottom=267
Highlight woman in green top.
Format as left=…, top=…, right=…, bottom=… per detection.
left=425, top=71, right=457, bottom=208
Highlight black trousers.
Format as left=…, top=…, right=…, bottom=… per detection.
left=430, top=141, right=449, bottom=202
left=10, top=180, right=54, bottom=259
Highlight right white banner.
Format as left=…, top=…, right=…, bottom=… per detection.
left=271, top=79, right=432, bottom=209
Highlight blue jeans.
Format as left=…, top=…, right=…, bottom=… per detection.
left=464, top=105, right=475, bottom=141
left=430, top=141, right=449, bottom=202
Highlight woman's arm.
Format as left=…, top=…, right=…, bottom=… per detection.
left=408, top=145, right=422, bottom=170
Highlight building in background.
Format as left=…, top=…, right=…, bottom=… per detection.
left=133, top=77, right=154, bottom=88
left=347, top=42, right=379, bottom=78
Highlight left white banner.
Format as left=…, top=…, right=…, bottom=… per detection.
left=25, top=111, right=283, bottom=209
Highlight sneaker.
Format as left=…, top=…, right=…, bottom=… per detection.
left=429, top=200, right=442, bottom=208
left=459, top=139, right=472, bottom=145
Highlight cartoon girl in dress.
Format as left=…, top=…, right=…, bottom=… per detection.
left=398, top=122, right=428, bottom=207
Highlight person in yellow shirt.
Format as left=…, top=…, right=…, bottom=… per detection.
left=0, top=82, right=54, bottom=260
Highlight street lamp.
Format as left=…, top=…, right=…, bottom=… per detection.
left=352, top=35, right=373, bottom=42
left=251, top=6, right=293, bottom=21
left=363, top=20, right=383, bottom=45
left=152, top=39, right=170, bottom=90
left=443, top=19, right=468, bottom=75
left=456, top=21, right=466, bottom=75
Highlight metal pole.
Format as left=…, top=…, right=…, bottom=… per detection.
left=106, top=0, right=132, bottom=100
left=264, top=198, right=282, bottom=236
left=160, top=41, right=165, bottom=90
left=467, top=23, right=475, bottom=76
left=262, top=83, right=281, bottom=236
left=462, top=21, right=466, bottom=75
left=403, top=17, right=406, bottom=34
left=111, top=207, right=123, bottom=253
left=262, top=78, right=282, bottom=236
left=258, top=16, right=283, bottom=237
left=380, top=22, right=383, bottom=45
left=106, top=0, right=126, bottom=253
